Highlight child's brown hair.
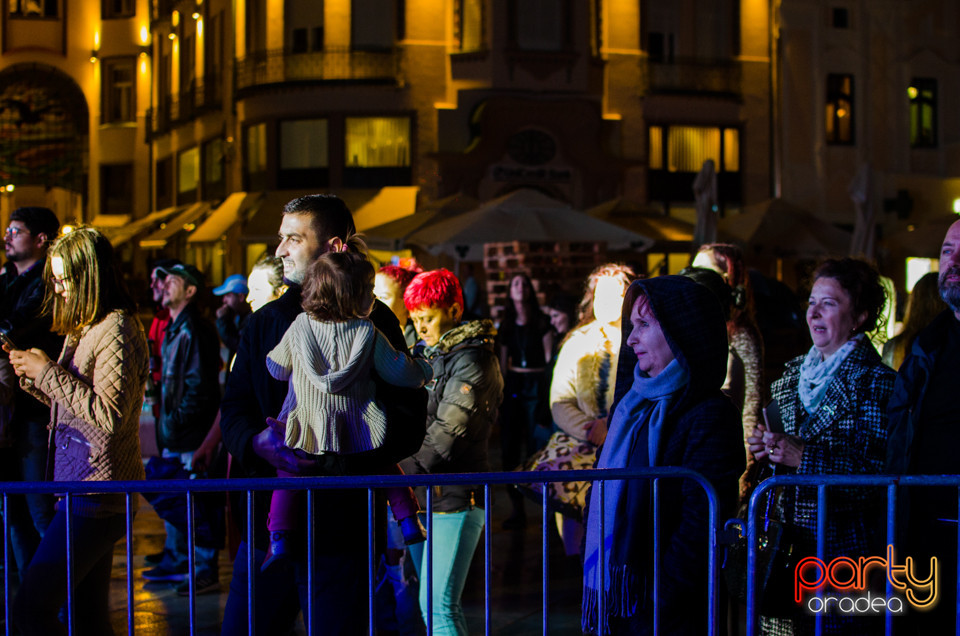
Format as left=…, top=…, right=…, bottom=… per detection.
left=301, top=235, right=375, bottom=322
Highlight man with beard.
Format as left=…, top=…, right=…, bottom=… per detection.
left=0, top=207, right=62, bottom=582
left=887, top=218, right=960, bottom=632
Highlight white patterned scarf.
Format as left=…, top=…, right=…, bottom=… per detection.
left=798, top=334, right=861, bottom=415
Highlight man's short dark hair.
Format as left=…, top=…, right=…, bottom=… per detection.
left=10, top=207, right=60, bottom=241
left=282, top=195, right=356, bottom=246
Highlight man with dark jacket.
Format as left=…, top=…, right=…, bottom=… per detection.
left=887, top=218, right=960, bottom=633
left=142, top=263, right=222, bottom=595
left=0, top=206, right=62, bottom=581
left=219, top=194, right=427, bottom=635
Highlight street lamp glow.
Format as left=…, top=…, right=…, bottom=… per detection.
left=952, top=198, right=960, bottom=215
left=907, top=86, right=919, bottom=100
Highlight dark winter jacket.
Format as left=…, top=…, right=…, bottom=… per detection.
left=585, top=275, right=743, bottom=636
left=0, top=258, right=64, bottom=420
left=159, top=303, right=221, bottom=452
left=886, top=309, right=955, bottom=475
left=401, top=319, right=504, bottom=513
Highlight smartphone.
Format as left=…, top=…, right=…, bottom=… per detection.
left=762, top=399, right=783, bottom=435
left=0, top=331, right=18, bottom=350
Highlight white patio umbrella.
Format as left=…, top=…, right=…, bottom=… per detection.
left=404, top=189, right=653, bottom=258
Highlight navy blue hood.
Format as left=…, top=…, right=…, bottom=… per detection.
left=611, top=275, right=729, bottom=415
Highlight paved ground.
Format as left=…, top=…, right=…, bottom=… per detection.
left=87, top=488, right=584, bottom=635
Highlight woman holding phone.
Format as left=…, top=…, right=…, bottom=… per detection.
left=6, top=227, right=149, bottom=635
left=747, top=258, right=895, bottom=635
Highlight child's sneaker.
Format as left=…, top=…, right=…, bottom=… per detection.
left=398, top=515, right=427, bottom=545
left=261, top=531, right=293, bottom=572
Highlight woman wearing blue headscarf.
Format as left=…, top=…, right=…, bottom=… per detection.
left=581, top=275, right=743, bottom=635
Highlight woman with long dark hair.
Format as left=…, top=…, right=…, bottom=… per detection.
left=8, top=227, right=149, bottom=635
left=499, top=273, right=553, bottom=527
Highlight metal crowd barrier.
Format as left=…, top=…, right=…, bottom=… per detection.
left=743, top=474, right=960, bottom=636
left=0, top=467, right=722, bottom=636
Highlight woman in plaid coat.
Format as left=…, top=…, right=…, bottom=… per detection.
left=749, top=258, right=895, bottom=636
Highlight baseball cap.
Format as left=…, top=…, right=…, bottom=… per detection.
left=157, top=263, right=205, bottom=289
left=213, top=274, right=249, bottom=296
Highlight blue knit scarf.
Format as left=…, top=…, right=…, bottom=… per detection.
left=582, top=359, right=688, bottom=633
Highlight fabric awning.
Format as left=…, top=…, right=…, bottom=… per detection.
left=139, top=202, right=212, bottom=249
left=352, top=186, right=420, bottom=232
left=187, top=192, right=263, bottom=243
left=102, top=205, right=187, bottom=247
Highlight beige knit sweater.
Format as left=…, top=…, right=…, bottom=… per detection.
left=267, top=314, right=431, bottom=455
left=24, top=310, right=149, bottom=516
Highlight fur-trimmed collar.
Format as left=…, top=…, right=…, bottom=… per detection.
left=433, top=319, right=497, bottom=353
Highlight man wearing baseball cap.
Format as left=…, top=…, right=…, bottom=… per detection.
left=213, top=274, right=251, bottom=373
left=143, top=263, right=223, bottom=595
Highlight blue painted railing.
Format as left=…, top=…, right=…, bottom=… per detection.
left=743, top=474, right=960, bottom=636
left=0, top=467, right=721, bottom=636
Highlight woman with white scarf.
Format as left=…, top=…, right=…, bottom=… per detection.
left=582, top=275, right=743, bottom=635
left=748, top=258, right=895, bottom=636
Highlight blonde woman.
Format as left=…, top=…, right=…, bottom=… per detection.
left=548, top=264, right=635, bottom=553
left=7, top=227, right=149, bottom=635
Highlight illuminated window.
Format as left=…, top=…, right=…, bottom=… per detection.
left=178, top=147, right=200, bottom=196
left=102, top=57, right=136, bottom=123
left=909, top=78, right=937, bottom=148
left=102, top=0, right=134, bottom=19
left=345, top=117, right=409, bottom=168
left=825, top=74, right=854, bottom=145
left=245, top=122, right=268, bottom=191
left=456, top=0, right=483, bottom=52
left=9, top=0, right=57, bottom=17
left=279, top=119, right=329, bottom=188
left=344, top=117, right=412, bottom=187
left=648, top=125, right=739, bottom=173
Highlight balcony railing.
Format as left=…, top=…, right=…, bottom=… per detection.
left=235, top=46, right=402, bottom=92
left=196, top=72, right=222, bottom=112
left=642, top=57, right=741, bottom=97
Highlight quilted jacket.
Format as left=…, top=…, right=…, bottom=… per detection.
left=24, top=310, right=149, bottom=515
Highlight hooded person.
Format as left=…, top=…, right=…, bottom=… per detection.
left=581, top=275, right=744, bottom=635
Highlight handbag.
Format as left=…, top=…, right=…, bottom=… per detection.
left=514, top=431, right=598, bottom=521
left=722, top=466, right=800, bottom=618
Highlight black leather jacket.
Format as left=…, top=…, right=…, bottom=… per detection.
left=401, top=319, right=503, bottom=513
left=159, top=303, right=221, bottom=453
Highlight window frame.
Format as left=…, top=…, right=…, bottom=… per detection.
left=342, top=114, right=413, bottom=188
left=101, top=0, right=135, bottom=20
left=101, top=56, right=137, bottom=124
left=278, top=117, right=330, bottom=189
left=99, top=163, right=134, bottom=214
left=825, top=73, right=855, bottom=145
left=908, top=77, right=937, bottom=149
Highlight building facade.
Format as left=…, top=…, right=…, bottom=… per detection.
left=2, top=0, right=782, bottom=284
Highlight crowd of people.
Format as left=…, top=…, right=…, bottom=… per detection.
left=0, top=197, right=958, bottom=635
